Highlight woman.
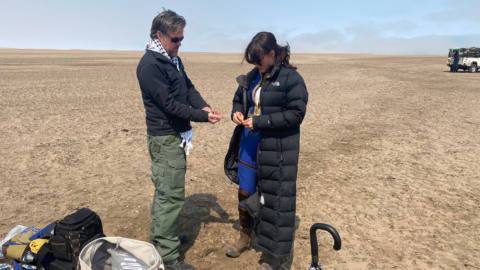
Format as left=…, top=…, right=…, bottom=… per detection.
left=224, top=32, right=308, bottom=269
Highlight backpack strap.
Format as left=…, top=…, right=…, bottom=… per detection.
left=36, top=243, right=54, bottom=269
left=66, top=231, right=81, bottom=269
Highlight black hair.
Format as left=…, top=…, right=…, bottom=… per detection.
left=150, top=9, right=186, bottom=39
left=244, top=31, right=296, bottom=69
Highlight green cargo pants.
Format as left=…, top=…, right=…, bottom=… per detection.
left=147, top=134, right=186, bottom=262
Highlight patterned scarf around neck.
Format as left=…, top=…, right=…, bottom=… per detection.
left=146, top=38, right=180, bottom=71
left=145, top=38, right=194, bottom=154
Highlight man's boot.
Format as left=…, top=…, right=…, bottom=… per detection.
left=226, top=190, right=252, bottom=258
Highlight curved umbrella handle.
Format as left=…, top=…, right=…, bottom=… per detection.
left=309, top=223, right=341, bottom=268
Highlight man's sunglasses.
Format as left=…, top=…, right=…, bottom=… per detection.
left=169, top=36, right=184, bottom=43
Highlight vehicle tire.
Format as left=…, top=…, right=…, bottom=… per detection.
left=470, top=64, right=477, bottom=73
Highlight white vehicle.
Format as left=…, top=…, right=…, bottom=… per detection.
left=447, top=47, right=480, bottom=73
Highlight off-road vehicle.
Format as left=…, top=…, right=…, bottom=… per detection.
left=447, top=47, right=480, bottom=72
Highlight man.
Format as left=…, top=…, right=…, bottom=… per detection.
left=136, top=10, right=221, bottom=270
left=452, top=50, right=460, bottom=72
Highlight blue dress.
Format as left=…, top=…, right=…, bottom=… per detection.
left=238, top=73, right=262, bottom=195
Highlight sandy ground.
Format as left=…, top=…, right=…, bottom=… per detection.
left=1, top=49, right=479, bottom=269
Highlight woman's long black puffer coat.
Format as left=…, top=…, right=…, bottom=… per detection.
left=225, top=64, right=308, bottom=257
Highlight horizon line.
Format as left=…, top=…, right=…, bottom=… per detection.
left=0, top=47, right=446, bottom=57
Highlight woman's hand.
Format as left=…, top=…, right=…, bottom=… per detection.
left=242, top=118, right=253, bottom=129
left=232, top=112, right=244, bottom=125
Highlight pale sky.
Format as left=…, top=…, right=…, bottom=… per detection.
left=1, top=0, right=479, bottom=55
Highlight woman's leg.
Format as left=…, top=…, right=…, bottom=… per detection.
left=225, top=188, right=253, bottom=258
left=226, top=155, right=258, bottom=257
left=226, top=167, right=256, bottom=258
left=226, top=129, right=260, bottom=257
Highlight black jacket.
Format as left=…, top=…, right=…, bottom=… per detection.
left=137, top=50, right=209, bottom=136
left=225, top=65, right=308, bottom=257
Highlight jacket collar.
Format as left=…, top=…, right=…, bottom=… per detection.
left=265, top=65, right=281, bottom=80
left=148, top=50, right=180, bottom=68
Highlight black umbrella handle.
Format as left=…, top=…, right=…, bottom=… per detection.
left=310, top=223, right=342, bottom=267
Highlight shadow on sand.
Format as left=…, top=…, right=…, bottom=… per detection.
left=178, top=193, right=235, bottom=256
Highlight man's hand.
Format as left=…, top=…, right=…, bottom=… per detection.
left=232, top=112, right=244, bottom=125
left=202, top=106, right=212, bottom=113
left=208, top=111, right=222, bottom=124
left=204, top=106, right=222, bottom=124
left=242, top=118, right=253, bottom=129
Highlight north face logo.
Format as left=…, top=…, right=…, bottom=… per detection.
left=272, top=81, right=280, bottom=87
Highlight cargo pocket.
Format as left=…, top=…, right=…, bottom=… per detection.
left=148, top=136, right=163, bottom=162
left=151, top=164, right=165, bottom=187
left=166, top=157, right=186, bottom=189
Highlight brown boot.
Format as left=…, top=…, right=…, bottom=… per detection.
left=226, top=190, right=252, bottom=258
left=225, top=227, right=251, bottom=257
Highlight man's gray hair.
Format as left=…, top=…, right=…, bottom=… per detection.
left=150, top=10, right=186, bottom=39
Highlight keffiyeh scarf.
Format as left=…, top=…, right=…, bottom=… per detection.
left=146, top=38, right=180, bottom=70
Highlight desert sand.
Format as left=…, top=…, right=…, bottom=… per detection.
left=0, top=49, right=479, bottom=269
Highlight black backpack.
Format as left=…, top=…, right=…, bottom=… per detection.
left=48, top=208, right=104, bottom=268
